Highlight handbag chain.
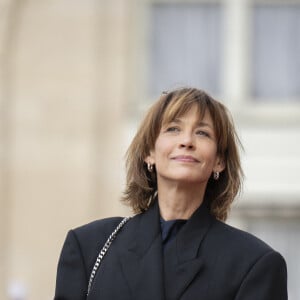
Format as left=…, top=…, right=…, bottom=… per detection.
left=87, top=216, right=131, bottom=296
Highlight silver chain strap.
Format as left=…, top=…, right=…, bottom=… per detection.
left=86, top=216, right=131, bottom=296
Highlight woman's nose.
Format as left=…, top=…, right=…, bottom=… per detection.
left=179, top=132, right=194, bottom=149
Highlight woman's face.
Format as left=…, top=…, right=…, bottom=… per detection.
left=146, top=104, right=224, bottom=188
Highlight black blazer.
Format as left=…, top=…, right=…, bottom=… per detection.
left=54, top=202, right=287, bottom=300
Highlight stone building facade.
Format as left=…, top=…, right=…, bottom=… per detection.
left=0, top=0, right=299, bottom=299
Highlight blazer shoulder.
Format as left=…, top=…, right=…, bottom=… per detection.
left=68, top=217, right=125, bottom=271
left=211, top=219, right=275, bottom=256
left=74, top=217, right=124, bottom=240
left=206, top=219, right=287, bottom=295
left=55, top=217, right=127, bottom=299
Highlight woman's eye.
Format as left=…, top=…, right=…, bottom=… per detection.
left=166, top=126, right=180, bottom=132
left=196, top=130, right=209, bottom=137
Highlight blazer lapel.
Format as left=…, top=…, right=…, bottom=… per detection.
left=119, top=202, right=165, bottom=300
left=163, top=203, right=213, bottom=300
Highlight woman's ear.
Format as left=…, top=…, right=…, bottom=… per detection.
left=213, top=156, right=225, bottom=173
left=144, top=157, right=151, bottom=165
left=144, top=150, right=155, bottom=165
left=145, top=152, right=155, bottom=173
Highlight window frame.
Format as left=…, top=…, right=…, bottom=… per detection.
left=130, top=0, right=300, bottom=125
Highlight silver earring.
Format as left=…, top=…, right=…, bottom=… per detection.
left=213, top=171, right=219, bottom=180
left=147, top=163, right=153, bottom=172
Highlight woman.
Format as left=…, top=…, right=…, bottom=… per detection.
left=54, top=87, right=287, bottom=300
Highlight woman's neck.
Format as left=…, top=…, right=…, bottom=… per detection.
left=157, top=182, right=206, bottom=221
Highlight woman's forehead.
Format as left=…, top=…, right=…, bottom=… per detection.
left=162, top=101, right=210, bottom=124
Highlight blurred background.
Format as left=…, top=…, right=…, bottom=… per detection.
left=0, top=0, right=299, bottom=299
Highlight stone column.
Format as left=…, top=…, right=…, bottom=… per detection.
left=0, top=0, right=23, bottom=298
left=222, top=0, right=251, bottom=106
left=91, top=0, right=131, bottom=219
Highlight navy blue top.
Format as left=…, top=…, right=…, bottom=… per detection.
left=160, top=218, right=187, bottom=251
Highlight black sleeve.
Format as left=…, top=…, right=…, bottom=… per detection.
left=54, top=230, right=88, bottom=300
left=234, top=251, right=288, bottom=300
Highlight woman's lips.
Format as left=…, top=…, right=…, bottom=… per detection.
left=171, top=155, right=199, bottom=162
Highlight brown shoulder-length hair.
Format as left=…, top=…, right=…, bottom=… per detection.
left=122, top=87, right=243, bottom=221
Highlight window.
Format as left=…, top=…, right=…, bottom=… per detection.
left=149, top=3, right=223, bottom=97
left=251, top=4, right=300, bottom=100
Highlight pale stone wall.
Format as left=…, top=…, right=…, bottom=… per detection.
left=0, top=1, right=18, bottom=298
left=0, top=1, right=131, bottom=299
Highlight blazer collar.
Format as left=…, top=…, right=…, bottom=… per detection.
left=118, top=201, right=213, bottom=300
left=177, top=201, right=213, bottom=262
left=129, top=200, right=162, bottom=257
left=163, top=201, right=214, bottom=299
left=119, top=201, right=165, bottom=300
left=128, top=200, right=212, bottom=259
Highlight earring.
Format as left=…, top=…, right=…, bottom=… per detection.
left=213, top=171, right=219, bottom=180
left=147, top=163, right=153, bottom=172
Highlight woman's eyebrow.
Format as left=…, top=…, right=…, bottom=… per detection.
left=167, top=117, right=213, bottom=129
left=168, top=118, right=181, bottom=124
left=197, top=121, right=213, bottom=129
left=167, top=119, right=213, bottom=129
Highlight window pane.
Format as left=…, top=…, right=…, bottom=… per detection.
left=149, top=3, right=222, bottom=97
left=252, top=5, right=300, bottom=100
